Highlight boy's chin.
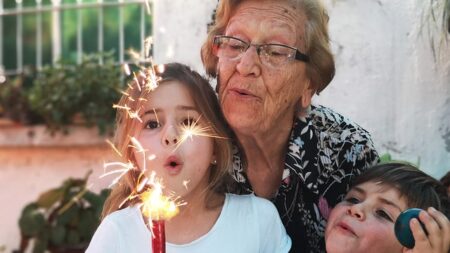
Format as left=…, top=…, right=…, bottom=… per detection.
left=325, top=235, right=353, bottom=253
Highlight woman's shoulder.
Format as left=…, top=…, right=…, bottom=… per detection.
left=305, top=105, right=370, bottom=134
left=295, top=104, right=378, bottom=151
left=288, top=105, right=379, bottom=194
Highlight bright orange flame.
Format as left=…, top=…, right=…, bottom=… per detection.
left=140, top=175, right=179, bottom=221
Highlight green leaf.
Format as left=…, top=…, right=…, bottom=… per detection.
left=379, top=153, right=392, bottom=163
left=32, top=232, right=49, bottom=253
left=83, top=191, right=101, bottom=207
left=78, top=209, right=97, bottom=240
left=18, top=204, right=46, bottom=237
left=66, top=229, right=81, bottom=245
left=56, top=205, right=78, bottom=226
left=50, top=224, right=66, bottom=246
left=36, top=189, right=63, bottom=209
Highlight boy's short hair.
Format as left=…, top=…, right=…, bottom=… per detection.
left=441, top=171, right=450, bottom=188
left=352, top=162, right=449, bottom=218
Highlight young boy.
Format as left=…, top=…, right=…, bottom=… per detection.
left=325, top=163, right=449, bottom=253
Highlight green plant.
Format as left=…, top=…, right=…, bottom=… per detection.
left=0, top=68, right=44, bottom=125
left=28, top=52, right=124, bottom=134
left=16, top=172, right=110, bottom=253
left=379, top=153, right=420, bottom=167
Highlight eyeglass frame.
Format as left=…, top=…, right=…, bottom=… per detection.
left=213, top=35, right=310, bottom=64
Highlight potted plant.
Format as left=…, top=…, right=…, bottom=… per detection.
left=27, top=52, right=124, bottom=134
left=15, top=171, right=110, bottom=253
left=0, top=67, right=44, bottom=126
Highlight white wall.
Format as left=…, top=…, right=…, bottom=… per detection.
left=153, top=0, right=218, bottom=72
left=318, top=0, right=450, bottom=179
left=153, top=0, right=450, bottom=179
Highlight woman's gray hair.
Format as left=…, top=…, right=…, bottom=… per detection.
left=201, top=0, right=335, bottom=94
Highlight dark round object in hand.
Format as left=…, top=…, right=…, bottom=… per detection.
left=394, top=208, right=427, bottom=249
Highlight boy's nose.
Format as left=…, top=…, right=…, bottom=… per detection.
left=347, top=205, right=365, bottom=220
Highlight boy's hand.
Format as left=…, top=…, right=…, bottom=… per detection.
left=404, top=207, right=450, bottom=253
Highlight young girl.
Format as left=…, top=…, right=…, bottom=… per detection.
left=86, top=63, right=291, bottom=253
left=325, top=163, right=450, bottom=253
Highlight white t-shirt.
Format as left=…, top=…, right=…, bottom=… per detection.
left=86, top=193, right=291, bottom=253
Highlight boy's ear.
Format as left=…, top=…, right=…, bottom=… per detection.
left=401, top=247, right=409, bottom=253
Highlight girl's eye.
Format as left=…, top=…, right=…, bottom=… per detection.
left=345, top=197, right=360, bottom=204
left=375, top=210, right=393, bottom=222
left=182, top=118, right=196, bottom=127
left=145, top=120, right=160, bottom=129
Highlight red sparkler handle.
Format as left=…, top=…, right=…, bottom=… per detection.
left=151, top=220, right=166, bottom=253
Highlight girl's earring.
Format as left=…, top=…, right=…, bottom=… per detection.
left=211, top=159, right=217, bottom=165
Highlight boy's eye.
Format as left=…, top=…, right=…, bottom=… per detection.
left=345, top=197, right=360, bottom=204
left=375, top=210, right=393, bottom=222
left=145, top=120, right=160, bottom=129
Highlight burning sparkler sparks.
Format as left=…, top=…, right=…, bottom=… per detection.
left=139, top=172, right=181, bottom=253
left=140, top=176, right=179, bottom=221
left=174, top=115, right=226, bottom=151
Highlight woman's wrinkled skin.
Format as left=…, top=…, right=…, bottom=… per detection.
left=216, top=0, right=313, bottom=198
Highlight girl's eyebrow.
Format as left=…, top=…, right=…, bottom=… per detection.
left=143, top=106, right=198, bottom=115
left=176, top=105, right=198, bottom=111
left=143, top=108, right=160, bottom=116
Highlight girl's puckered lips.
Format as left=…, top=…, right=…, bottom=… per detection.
left=164, top=155, right=183, bottom=175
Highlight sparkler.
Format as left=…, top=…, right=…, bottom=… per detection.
left=175, top=115, right=226, bottom=151
left=140, top=173, right=179, bottom=253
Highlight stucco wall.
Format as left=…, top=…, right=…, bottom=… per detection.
left=316, top=0, right=450, bottom=179
left=153, top=0, right=450, bottom=179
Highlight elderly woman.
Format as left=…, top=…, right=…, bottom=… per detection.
left=201, top=0, right=379, bottom=252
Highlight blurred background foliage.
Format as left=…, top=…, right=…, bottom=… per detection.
left=2, top=0, right=151, bottom=72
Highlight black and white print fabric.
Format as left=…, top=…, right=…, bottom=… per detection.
left=230, top=105, right=379, bottom=253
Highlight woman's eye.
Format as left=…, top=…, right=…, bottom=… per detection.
left=376, top=210, right=393, bottom=222
left=345, top=197, right=360, bottom=204
left=145, top=120, right=160, bottom=129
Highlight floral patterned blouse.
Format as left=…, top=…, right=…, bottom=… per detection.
left=230, top=105, right=379, bottom=253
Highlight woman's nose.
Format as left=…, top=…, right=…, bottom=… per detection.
left=236, top=46, right=261, bottom=77
left=347, top=204, right=365, bottom=220
left=162, top=125, right=178, bottom=146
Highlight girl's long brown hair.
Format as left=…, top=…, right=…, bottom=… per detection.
left=102, top=63, right=234, bottom=218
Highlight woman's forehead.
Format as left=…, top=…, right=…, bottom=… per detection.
left=227, top=0, right=306, bottom=38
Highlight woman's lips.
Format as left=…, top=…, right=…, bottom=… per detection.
left=164, top=156, right=183, bottom=175
left=229, top=88, right=257, bottom=99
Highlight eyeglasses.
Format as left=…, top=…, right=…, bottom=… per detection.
left=213, top=35, right=309, bottom=67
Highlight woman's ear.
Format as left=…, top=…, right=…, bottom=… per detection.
left=300, top=80, right=315, bottom=108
